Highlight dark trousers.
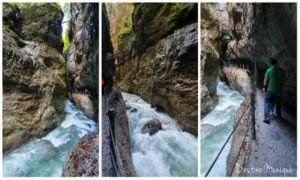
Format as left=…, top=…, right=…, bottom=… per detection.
left=264, top=91, right=281, bottom=119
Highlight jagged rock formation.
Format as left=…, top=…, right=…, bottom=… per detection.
left=62, top=131, right=99, bottom=177
left=212, top=3, right=254, bottom=62
left=200, top=3, right=222, bottom=117
left=66, top=3, right=99, bottom=121
left=2, top=3, right=66, bottom=154
left=115, top=3, right=198, bottom=136
left=102, top=4, right=136, bottom=177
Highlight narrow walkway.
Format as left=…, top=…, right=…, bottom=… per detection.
left=246, top=89, right=297, bottom=177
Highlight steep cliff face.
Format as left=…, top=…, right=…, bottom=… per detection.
left=3, top=3, right=66, bottom=154
left=102, top=4, right=136, bottom=177
left=66, top=3, right=99, bottom=121
left=209, top=3, right=297, bottom=124
left=200, top=3, right=222, bottom=117
left=106, top=3, right=134, bottom=51
left=115, top=3, right=198, bottom=136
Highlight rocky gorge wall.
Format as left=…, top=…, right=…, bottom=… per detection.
left=66, top=3, right=99, bottom=121
left=113, top=3, right=198, bottom=136
left=200, top=3, right=222, bottom=117
left=3, top=3, right=66, bottom=154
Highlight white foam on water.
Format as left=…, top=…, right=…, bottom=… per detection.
left=122, top=92, right=198, bottom=177
left=201, top=81, right=244, bottom=177
left=3, top=99, right=98, bottom=177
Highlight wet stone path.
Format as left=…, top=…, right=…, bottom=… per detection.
left=246, top=89, right=297, bottom=177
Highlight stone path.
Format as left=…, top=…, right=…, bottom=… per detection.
left=246, top=89, right=297, bottom=177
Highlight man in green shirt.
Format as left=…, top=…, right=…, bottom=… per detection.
left=263, top=58, right=285, bottom=124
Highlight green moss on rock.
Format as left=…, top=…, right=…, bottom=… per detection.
left=17, top=3, right=64, bottom=52
left=132, top=3, right=197, bottom=55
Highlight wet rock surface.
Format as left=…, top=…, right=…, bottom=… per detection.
left=3, top=3, right=66, bottom=154
left=62, top=131, right=99, bottom=177
left=141, top=119, right=162, bottom=135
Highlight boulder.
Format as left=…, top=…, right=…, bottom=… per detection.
left=223, top=67, right=252, bottom=96
left=125, top=104, right=132, bottom=110
left=130, top=108, right=138, bottom=113
left=72, top=93, right=96, bottom=120
left=141, top=119, right=162, bottom=135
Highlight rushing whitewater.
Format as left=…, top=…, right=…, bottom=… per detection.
left=201, top=82, right=244, bottom=177
left=3, top=100, right=97, bottom=177
left=122, top=92, right=198, bottom=177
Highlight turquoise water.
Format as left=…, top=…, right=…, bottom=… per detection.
left=201, top=82, right=244, bottom=177
left=3, top=100, right=97, bottom=177
left=122, top=92, right=198, bottom=177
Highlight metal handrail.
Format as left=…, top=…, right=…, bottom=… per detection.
left=108, top=108, right=121, bottom=177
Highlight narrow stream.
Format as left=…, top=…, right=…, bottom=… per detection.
left=3, top=100, right=97, bottom=177
left=122, top=92, right=198, bottom=177
left=201, top=81, right=244, bottom=177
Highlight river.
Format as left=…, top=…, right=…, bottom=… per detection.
left=201, top=81, right=244, bottom=177
left=3, top=100, right=98, bottom=177
left=122, top=92, right=198, bottom=177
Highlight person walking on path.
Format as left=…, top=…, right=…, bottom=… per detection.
left=263, top=58, right=286, bottom=124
